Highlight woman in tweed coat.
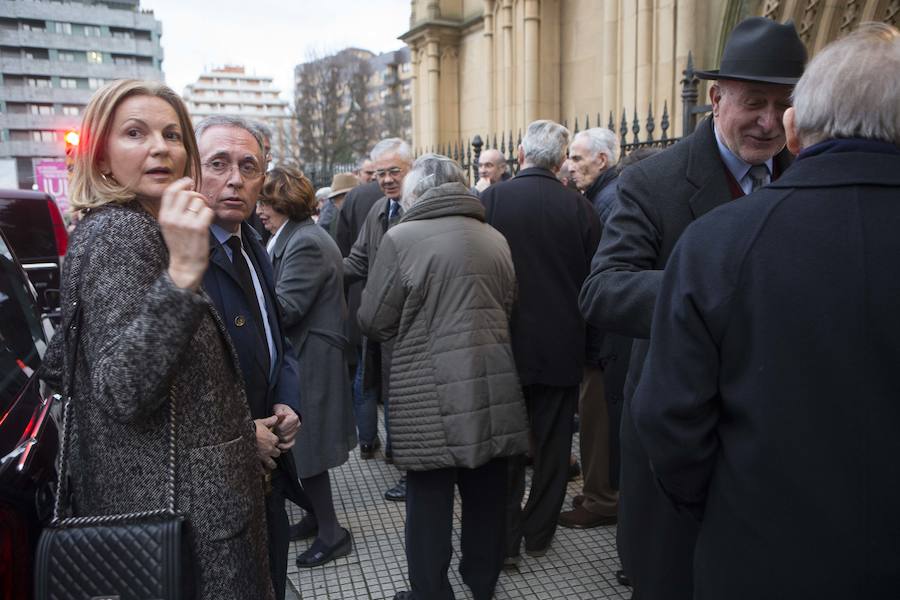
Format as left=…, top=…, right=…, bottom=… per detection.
left=358, top=154, right=529, bottom=600
left=43, top=80, right=274, bottom=599
left=256, top=167, right=356, bottom=567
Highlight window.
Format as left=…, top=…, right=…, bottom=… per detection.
left=112, top=54, right=134, bottom=65
left=29, top=104, right=54, bottom=115
left=54, top=22, right=72, bottom=34
left=20, top=20, right=46, bottom=32
left=31, top=130, right=59, bottom=143
left=83, top=25, right=101, bottom=37
left=62, top=105, right=81, bottom=116
left=59, top=78, right=77, bottom=89
left=26, top=77, right=51, bottom=88
left=110, top=28, right=133, bottom=39
left=86, top=51, right=103, bottom=64
left=23, top=48, right=49, bottom=60
left=88, top=78, right=107, bottom=90
left=57, top=51, right=76, bottom=62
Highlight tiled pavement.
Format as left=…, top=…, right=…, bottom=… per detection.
left=286, top=408, right=630, bottom=600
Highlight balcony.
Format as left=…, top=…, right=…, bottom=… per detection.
left=0, top=86, right=93, bottom=104
left=0, top=1, right=162, bottom=30
left=0, top=30, right=162, bottom=59
left=0, top=139, right=64, bottom=158
left=0, top=113, right=81, bottom=130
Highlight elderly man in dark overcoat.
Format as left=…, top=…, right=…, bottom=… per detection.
left=482, top=120, right=601, bottom=563
left=579, top=17, right=805, bottom=599
left=633, top=23, right=900, bottom=599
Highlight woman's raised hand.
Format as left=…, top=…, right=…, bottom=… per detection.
left=159, top=178, right=214, bottom=291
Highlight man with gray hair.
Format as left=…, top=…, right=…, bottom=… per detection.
left=344, top=137, right=413, bottom=501
left=472, top=147, right=510, bottom=195
left=481, top=120, right=601, bottom=564
left=196, top=114, right=306, bottom=600
left=566, top=128, right=619, bottom=221
left=633, top=22, right=900, bottom=598
left=580, top=17, right=805, bottom=599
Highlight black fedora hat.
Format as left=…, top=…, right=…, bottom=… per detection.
left=696, top=17, right=806, bottom=85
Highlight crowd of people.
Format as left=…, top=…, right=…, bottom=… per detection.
left=41, top=16, right=899, bottom=600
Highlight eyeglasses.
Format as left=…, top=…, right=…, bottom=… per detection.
left=202, top=158, right=263, bottom=180
left=374, top=167, right=404, bottom=180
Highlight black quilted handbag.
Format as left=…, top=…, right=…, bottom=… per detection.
left=34, top=246, right=195, bottom=600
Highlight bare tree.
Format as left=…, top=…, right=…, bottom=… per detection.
left=294, top=49, right=379, bottom=175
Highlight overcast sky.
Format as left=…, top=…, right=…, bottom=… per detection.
left=140, top=0, right=412, bottom=101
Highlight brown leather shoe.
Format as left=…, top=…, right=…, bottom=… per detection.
left=558, top=506, right=617, bottom=529
left=572, top=494, right=586, bottom=508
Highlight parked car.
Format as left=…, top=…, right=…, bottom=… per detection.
left=0, top=228, right=58, bottom=600
left=0, top=189, right=68, bottom=320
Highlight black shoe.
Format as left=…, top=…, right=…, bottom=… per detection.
left=384, top=477, right=406, bottom=502
left=393, top=592, right=415, bottom=600
left=616, top=569, right=631, bottom=587
left=384, top=448, right=393, bottom=464
left=360, top=438, right=381, bottom=459
left=296, top=528, right=352, bottom=568
left=568, top=460, right=582, bottom=481
left=502, top=554, right=520, bottom=569
left=288, top=515, right=318, bottom=541
left=524, top=540, right=551, bottom=557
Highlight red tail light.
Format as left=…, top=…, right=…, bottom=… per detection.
left=46, top=198, right=68, bottom=257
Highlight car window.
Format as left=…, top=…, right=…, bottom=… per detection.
left=0, top=235, right=46, bottom=410
left=0, top=197, right=57, bottom=260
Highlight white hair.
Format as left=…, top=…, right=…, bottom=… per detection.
left=520, top=120, right=570, bottom=170
left=573, top=128, right=619, bottom=164
left=194, top=115, right=266, bottom=158
left=400, top=153, right=467, bottom=211
left=370, top=138, right=413, bottom=164
left=793, top=22, right=900, bottom=146
left=316, top=187, right=331, bottom=201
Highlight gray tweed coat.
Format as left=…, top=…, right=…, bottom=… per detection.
left=270, top=218, right=356, bottom=478
left=43, top=202, right=274, bottom=600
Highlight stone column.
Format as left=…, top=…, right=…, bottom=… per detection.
left=675, top=0, right=696, bottom=135
left=501, top=0, right=514, bottom=134
left=636, top=0, right=653, bottom=121
left=523, top=0, right=541, bottom=124
left=602, top=0, right=619, bottom=119
left=425, top=36, right=441, bottom=150
left=409, top=44, right=421, bottom=150
left=483, top=0, right=496, bottom=132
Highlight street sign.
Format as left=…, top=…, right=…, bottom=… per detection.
left=34, top=160, right=70, bottom=214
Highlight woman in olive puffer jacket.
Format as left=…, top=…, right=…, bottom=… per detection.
left=359, top=154, right=528, bottom=600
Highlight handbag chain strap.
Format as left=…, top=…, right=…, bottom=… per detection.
left=51, top=228, right=178, bottom=527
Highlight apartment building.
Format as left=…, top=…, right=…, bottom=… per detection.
left=182, top=65, right=292, bottom=167
left=0, top=0, right=163, bottom=189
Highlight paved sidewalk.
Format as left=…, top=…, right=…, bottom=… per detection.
left=286, top=408, right=629, bottom=599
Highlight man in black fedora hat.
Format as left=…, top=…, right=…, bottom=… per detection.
left=579, top=16, right=805, bottom=600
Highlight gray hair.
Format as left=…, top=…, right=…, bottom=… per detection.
left=479, top=148, right=508, bottom=171
left=315, top=187, right=332, bottom=201
left=520, top=120, right=570, bottom=170
left=400, top=153, right=467, bottom=211
left=793, top=22, right=900, bottom=146
left=370, top=138, right=413, bottom=164
left=194, top=115, right=267, bottom=159
left=573, top=128, right=619, bottom=164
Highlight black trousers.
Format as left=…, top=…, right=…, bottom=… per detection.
left=405, top=458, right=507, bottom=600
left=506, top=384, right=578, bottom=555
left=266, top=473, right=290, bottom=600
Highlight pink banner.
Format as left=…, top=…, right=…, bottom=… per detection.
left=34, top=160, right=69, bottom=214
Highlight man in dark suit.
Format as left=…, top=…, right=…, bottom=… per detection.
left=633, top=23, right=900, bottom=598
left=336, top=176, right=387, bottom=459
left=196, top=115, right=305, bottom=600
left=579, top=17, right=805, bottom=599
left=482, top=120, right=601, bottom=564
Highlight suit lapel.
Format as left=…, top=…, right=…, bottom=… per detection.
left=269, top=220, right=302, bottom=279
left=686, top=118, right=739, bottom=220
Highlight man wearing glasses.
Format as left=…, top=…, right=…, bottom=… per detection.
left=344, top=137, right=412, bottom=502
left=196, top=115, right=306, bottom=600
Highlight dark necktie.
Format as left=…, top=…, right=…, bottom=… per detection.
left=748, top=164, right=769, bottom=192
left=225, top=236, right=270, bottom=371
left=388, top=200, right=402, bottom=228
